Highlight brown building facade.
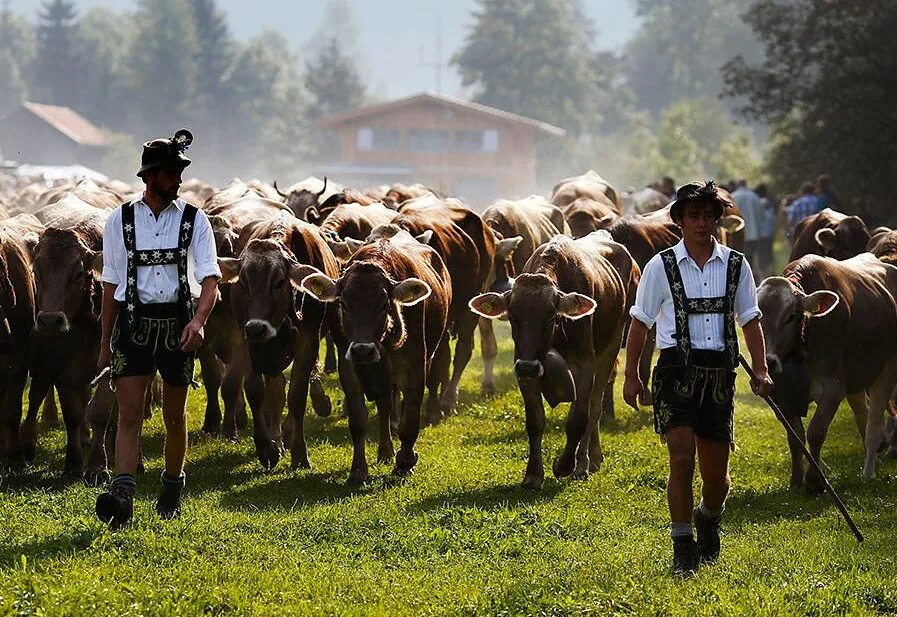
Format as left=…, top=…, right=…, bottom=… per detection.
left=317, top=91, right=564, bottom=208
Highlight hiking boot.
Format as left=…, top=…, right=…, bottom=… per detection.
left=96, top=483, right=134, bottom=530
left=155, top=472, right=185, bottom=520
left=672, top=535, right=700, bottom=576
left=693, top=507, right=722, bottom=563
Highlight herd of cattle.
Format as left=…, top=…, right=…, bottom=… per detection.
left=0, top=169, right=895, bottom=491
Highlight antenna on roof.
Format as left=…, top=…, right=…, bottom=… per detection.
left=419, top=12, right=445, bottom=93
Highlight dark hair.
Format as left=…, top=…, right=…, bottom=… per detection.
left=801, top=181, right=815, bottom=194
left=755, top=183, right=768, bottom=198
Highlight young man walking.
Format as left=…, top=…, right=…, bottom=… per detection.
left=623, top=181, right=773, bottom=575
left=95, top=129, right=220, bottom=528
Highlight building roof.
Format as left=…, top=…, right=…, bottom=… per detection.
left=21, top=102, right=109, bottom=147
left=318, top=91, right=566, bottom=138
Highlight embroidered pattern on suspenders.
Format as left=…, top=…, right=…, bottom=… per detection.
left=659, top=247, right=744, bottom=368
left=121, top=201, right=198, bottom=343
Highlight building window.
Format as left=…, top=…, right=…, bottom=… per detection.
left=357, top=127, right=400, bottom=151
left=453, top=129, right=500, bottom=153
left=407, top=129, right=449, bottom=152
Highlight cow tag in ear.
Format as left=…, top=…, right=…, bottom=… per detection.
left=345, top=237, right=365, bottom=254
left=217, top=257, right=242, bottom=284
left=557, top=292, right=596, bottom=320
left=815, top=227, right=837, bottom=251
left=288, top=264, right=323, bottom=288
left=468, top=292, right=508, bottom=319
left=391, top=278, right=431, bottom=306
left=495, top=236, right=523, bottom=260
left=415, top=230, right=433, bottom=245
left=802, top=290, right=839, bottom=317
left=300, top=273, right=339, bottom=302
left=719, top=214, right=745, bottom=233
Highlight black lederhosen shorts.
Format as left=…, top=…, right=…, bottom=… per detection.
left=651, top=348, right=736, bottom=444
left=110, top=302, right=195, bottom=387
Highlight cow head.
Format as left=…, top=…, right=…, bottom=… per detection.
left=487, top=233, right=524, bottom=293
left=469, top=273, right=595, bottom=379
left=218, top=239, right=316, bottom=343
left=758, top=277, right=839, bottom=375
left=278, top=177, right=328, bottom=221
left=208, top=215, right=238, bottom=258
left=33, top=228, right=102, bottom=335
left=301, top=261, right=430, bottom=364
left=814, top=216, right=870, bottom=260
left=567, top=210, right=616, bottom=240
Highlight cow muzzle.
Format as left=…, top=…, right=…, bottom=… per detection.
left=36, top=311, right=70, bottom=335
left=348, top=342, right=381, bottom=364
left=766, top=353, right=782, bottom=376
left=514, top=359, right=544, bottom=379
left=244, top=319, right=277, bottom=342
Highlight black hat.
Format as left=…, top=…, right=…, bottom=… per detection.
left=668, top=179, right=728, bottom=220
left=137, top=128, right=193, bottom=178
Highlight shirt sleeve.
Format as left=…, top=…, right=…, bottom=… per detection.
left=629, top=255, right=666, bottom=328
left=191, top=210, right=221, bottom=284
left=101, top=209, right=124, bottom=286
left=734, top=256, right=762, bottom=326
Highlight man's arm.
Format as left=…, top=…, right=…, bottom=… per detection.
left=742, top=318, right=772, bottom=397
left=180, top=276, right=218, bottom=352
left=97, top=282, right=119, bottom=370
left=623, top=318, right=649, bottom=409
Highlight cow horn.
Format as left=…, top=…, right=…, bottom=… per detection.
left=316, top=177, right=328, bottom=199
left=273, top=180, right=287, bottom=199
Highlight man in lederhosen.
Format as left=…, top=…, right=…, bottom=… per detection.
left=622, top=181, right=773, bottom=575
left=94, top=129, right=220, bottom=528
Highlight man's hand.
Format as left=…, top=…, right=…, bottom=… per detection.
left=97, top=342, right=111, bottom=372
left=623, top=373, right=644, bottom=410
left=180, top=318, right=205, bottom=353
left=750, top=368, right=773, bottom=398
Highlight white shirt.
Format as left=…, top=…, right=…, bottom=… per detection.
left=732, top=187, right=763, bottom=243
left=101, top=197, right=220, bottom=303
left=630, top=239, right=761, bottom=351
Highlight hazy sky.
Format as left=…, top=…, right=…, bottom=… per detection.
left=8, top=0, right=639, bottom=98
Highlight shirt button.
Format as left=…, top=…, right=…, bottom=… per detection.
left=706, top=318, right=710, bottom=323
left=704, top=282, right=708, bottom=286
left=156, top=233, right=160, bottom=237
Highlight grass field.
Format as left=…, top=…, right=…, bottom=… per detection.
left=2, top=323, right=896, bottom=616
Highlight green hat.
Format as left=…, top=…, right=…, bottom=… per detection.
left=137, top=128, right=193, bottom=178
left=668, top=179, right=727, bottom=220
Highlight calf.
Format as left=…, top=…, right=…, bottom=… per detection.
left=301, top=230, right=451, bottom=484
left=470, top=232, right=636, bottom=489
left=759, top=253, right=897, bottom=489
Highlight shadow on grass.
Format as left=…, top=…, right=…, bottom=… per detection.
left=723, top=484, right=831, bottom=527
left=0, top=528, right=100, bottom=568
left=0, top=467, right=83, bottom=494
left=407, top=481, right=565, bottom=514
left=216, top=469, right=374, bottom=511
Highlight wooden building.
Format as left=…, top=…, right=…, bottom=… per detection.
left=0, top=101, right=109, bottom=168
left=317, top=91, right=565, bottom=207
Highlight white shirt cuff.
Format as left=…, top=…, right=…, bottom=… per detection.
left=736, top=308, right=762, bottom=327
left=194, top=266, right=222, bottom=283
left=629, top=305, right=656, bottom=328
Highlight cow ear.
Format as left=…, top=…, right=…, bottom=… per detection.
left=719, top=214, right=745, bottom=233
left=326, top=239, right=352, bottom=261
left=557, top=292, right=596, bottom=320
left=415, top=230, right=433, bottom=245
left=218, top=257, right=242, bottom=284
left=305, top=206, right=322, bottom=225
left=345, top=237, right=365, bottom=255
left=288, top=264, right=322, bottom=288
left=802, top=290, right=839, bottom=317
left=815, top=227, right=837, bottom=251
left=469, top=292, right=508, bottom=319
left=88, top=250, right=103, bottom=275
left=495, top=236, right=523, bottom=260
left=596, top=213, right=616, bottom=228
left=391, top=278, right=431, bottom=306
left=300, top=272, right=339, bottom=302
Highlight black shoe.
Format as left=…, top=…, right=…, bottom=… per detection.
left=693, top=507, right=722, bottom=563
left=156, top=474, right=184, bottom=519
left=672, top=536, right=700, bottom=575
left=96, top=483, right=134, bottom=530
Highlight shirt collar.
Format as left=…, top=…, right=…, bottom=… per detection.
left=673, top=238, right=724, bottom=266
left=133, top=195, right=184, bottom=212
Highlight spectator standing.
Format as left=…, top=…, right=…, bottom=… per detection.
left=815, top=174, right=838, bottom=210
left=784, top=182, right=821, bottom=240
left=731, top=180, right=763, bottom=268
left=755, top=184, right=776, bottom=277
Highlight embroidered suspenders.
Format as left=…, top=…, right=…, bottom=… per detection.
left=659, top=248, right=744, bottom=368
left=120, top=201, right=198, bottom=332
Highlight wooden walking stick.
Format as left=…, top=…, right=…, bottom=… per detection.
left=739, top=355, right=864, bottom=543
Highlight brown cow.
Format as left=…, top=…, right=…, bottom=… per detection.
left=867, top=228, right=897, bottom=265
left=550, top=170, right=622, bottom=212
left=759, top=253, right=897, bottom=489
left=320, top=202, right=398, bottom=261
left=563, top=195, right=620, bottom=239
left=380, top=195, right=495, bottom=417
left=301, top=229, right=451, bottom=484
left=789, top=208, right=871, bottom=261
left=24, top=211, right=105, bottom=476
left=218, top=212, right=339, bottom=469
left=273, top=176, right=343, bottom=221
left=470, top=232, right=636, bottom=488
left=0, top=219, right=40, bottom=468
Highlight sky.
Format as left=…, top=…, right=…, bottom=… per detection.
left=7, top=0, right=640, bottom=99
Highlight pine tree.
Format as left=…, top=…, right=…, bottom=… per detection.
left=0, top=49, right=26, bottom=116
left=31, top=0, right=79, bottom=105
left=304, top=36, right=366, bottom=121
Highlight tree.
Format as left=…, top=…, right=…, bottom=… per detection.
left=303, top=0, right=362, bottom=68
left=0, top=49, right=26, bottom=116
left=189, top=0, right=233, bottom=110
left=31, top=0, right=80, bottom=105
left=452, top=0, right=600, bottom=136
left=74, top=7, right=132, bottom=127
left=723, top=0, right=897, bottom=223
